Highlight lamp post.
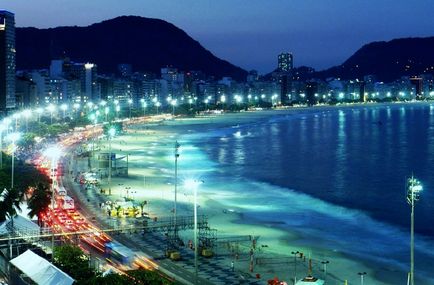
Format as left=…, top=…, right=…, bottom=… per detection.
left=321, top=260, right=330, bottom=282
left=47, top=104, right=55, bottom=125
left=407, top=176, right=423, bottom=285
left=291, top=250, right=300, bottom=284
left=0, top=124, right=6, bottom=169
left=358, top=272, right=367, bottom=285
left=185, top=179, right=203, bottom=285
left=22, top=109, right=31, bottom=132
left=128, top=99, right=133, bottom=119
left=44, top=146, right=62, bottom=261
left=124, top=186, right=131, bottom=199
left=115, top=105, right=120, bottom=119
left=7, top=132, right=20, bottom=189
left=154, top=101, right=160, bottom=115
left=12, top=113, right=20, bottom=132
left=108, top=128, right=116, bottom=195
left=174, top=141, right=180, bottom=237
left=73, top=103, right=80, bottom=119
left=36, top=107, right=43, bottom=123
left=140, top=99, right=146, bottom=116
left=171, top=99, right=177, bottom=117
left=104, top=107, right=109, bottom=122
left=60, top=104, right=68, bottom=122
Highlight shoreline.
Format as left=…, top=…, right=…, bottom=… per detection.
left=94, top=103, right=431, bottom=284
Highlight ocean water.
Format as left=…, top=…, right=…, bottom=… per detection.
left=173, top=104, right=434, bottom=283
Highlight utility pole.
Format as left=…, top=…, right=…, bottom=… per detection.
left=174, top=141, right=180, bottom=239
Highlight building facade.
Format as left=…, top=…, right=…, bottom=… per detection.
left=0, top=10, right=16, bottom=114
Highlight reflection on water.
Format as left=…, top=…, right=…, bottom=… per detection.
left=203, top=104, right=434, bottom=236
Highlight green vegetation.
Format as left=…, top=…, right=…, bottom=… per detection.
left=54, top=244, right=173, bottom=285
left=0, top=153, right=50, bottom=224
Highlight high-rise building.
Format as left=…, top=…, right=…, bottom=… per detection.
left=278, top=52, right=293, bottom=73
left=0, top=10, right=16, bottom=114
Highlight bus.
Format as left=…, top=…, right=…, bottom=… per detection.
left=104, top=241, right=135, bottom=266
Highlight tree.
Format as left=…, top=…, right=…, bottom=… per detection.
left=27, top=183, right=51, bottom=226
left=0, top=187, right=23, bottom=228
left=139, top=200, right=147, bottom=217
left=53, top=244, right=95, bottom=282
left=127, top=269, right=173, bottom=285
left=80, top=273, right=131, bottom=285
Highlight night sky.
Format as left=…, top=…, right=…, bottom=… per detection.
left=3, top=0, right=434, bottom=73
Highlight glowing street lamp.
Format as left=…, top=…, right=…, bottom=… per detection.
left=115, top=105, right=120, bottom=119
left=128, top=98, right=133, bottom=119
left=35, top=107, right=44, bottom=123
left=104, top=107, right=109, bottom=122
left=7, top=132, right=20, bottom=189
left=155, top=101, right=161, bottom=115
left=140, top=98, right=147, bottom=116
left=184, top=179, right=204, bottom=285
left=47, top=104, right=56, bottom=124
left=72, top=103, right=80, bottom=119
left=108, top=127, right=116, bottom=195
left=407, top=176, right=423, bottom=285
left=60, top=104, right=68, bottom=120
left=171, top=99, right=177, bottom=116
left=43, top=145, right=62, bottom=261
left=12, top=113, right=20, bottom=131
left=22, top=109, right=31, bottom=132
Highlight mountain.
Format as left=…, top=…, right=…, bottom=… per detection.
left=316, top=37, right=434, bottom=82
left=15, top=16, right=247, bottom=80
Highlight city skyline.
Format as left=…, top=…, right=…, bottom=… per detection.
left=2, top=0, right=434, bottom=73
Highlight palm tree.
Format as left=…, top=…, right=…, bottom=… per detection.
left=115, top=205, right=122, bottom=217
left=0, top=187, right=23, bottom=229
left=28, top=183, right=51, bottom=226
left=139, top=200, right=147, bottom=217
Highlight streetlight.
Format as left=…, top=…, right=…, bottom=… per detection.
left=174, top=142, right=180, bottom=237
left=124, top=186, right=131, bottom=199
left=184, top=179, right=203, bottom=285
left=22, top=109, right=31, bottom=132
left=12, top=113, right=20, bottom=131
left=358, top=272, right=367, bottom=285
left=104, top=107, right=109, bottom=122
left=47, top=104, right=55, bottom=124
left=321, top=260, right=330, bottom=282
left=43, top=145, right=62, bottom=261
left=407, top=176, right=423, bottom=285
left=171, top=99, right=177, bottom=116
left=155, top=101, right=161, bottom=115
left=115, top=105, right=120, bottom=119
left=291, top=250, right=300, bottom=284
left=128, top=99, right=133, bottom=119
left=60, top=104, right=68, bottom=121
left=108, top=127, right=116, bottom=195
left=140, top=98, right=147, bottom=116
left=7, top=132, right=20, bottom=189
left=36, top=108, right=43, bottom=123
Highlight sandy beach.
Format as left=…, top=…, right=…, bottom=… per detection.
left=91, top=106, right=415, bottom=285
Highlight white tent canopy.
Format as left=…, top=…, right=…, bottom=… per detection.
left=10, top=250, right=74, bottom=285
left=295, top=276, right=325, bottom=285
